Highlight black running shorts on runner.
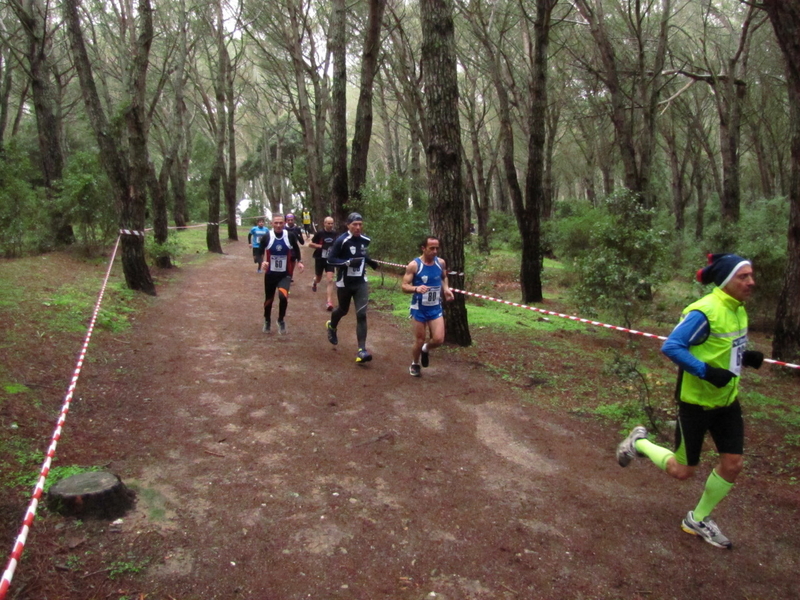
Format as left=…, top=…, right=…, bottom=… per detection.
left=315, top=258, right=334, bottom=278
left=673, top=399, right=744, bottom=466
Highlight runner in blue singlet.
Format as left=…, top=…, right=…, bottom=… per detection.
left=401, top=236, right=454, bottom=377
left=260, top=214, right=304, bottom=335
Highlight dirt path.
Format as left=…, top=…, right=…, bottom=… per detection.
left=21, top=239, right=800, bottom=599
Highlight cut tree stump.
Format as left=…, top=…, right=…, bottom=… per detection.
left=46, top=471, right=135, bottom=519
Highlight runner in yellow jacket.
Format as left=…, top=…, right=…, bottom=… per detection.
left=616, top=253, right=762, bottom=549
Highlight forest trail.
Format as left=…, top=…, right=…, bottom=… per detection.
left=15, top=237, right=800, bottom=600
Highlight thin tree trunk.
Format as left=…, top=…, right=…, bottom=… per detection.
left=329, top=0, right=349, bottom=222
left=171, top=0, right=188, bottom=229
left=349, top=0, right=387, bottom=202
left=224, top=46, right=238, bottom=241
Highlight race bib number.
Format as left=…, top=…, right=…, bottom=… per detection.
left=421, top=286, right=441, bottom=307
left=347, top=262, right=364, bottom=277
left=730, top=335, right=746, bottom=376
left=270, top=255, right=287, bottom=272
left=321, top=248, right=329, bottom=258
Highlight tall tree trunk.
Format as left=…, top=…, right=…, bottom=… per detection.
left=420, top=0, right=470, bottom=346
left=15, top=0, right=72, bottom=243
left=329, top=0, right=349, bottom=223
left=762, top=0, right=800, bottom=365
left=519, top=0, right=556, bottom=304
left=64, top=0, right=154, bottom=294
left=288, top=0, right=325, bottom=225
left=349, top=0, right=387, bottom=203
left=171, top=0, right=189, bottom=229
left=148, top=160, right=172, bottom=268
left=206, top=0, right=225, bottom=254
left=224, top=46, right=238, bottom=241
left=0, top=47, right=13, bottom=149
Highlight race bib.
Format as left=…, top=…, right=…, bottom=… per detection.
left=321, top=248, right=329, bottom=258
left=347, top=262, right=364, bottom=277
left=421, top=286, right=441, bottom=307
left=730, top=335, right=747, bottom=376
left=270, top=255, right=287, bottom=272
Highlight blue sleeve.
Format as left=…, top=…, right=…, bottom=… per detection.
left=661, top=310, right=710, bottom=378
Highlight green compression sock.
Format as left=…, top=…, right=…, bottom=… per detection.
left=634, top=438, right=674, bottom=471
left=693, top=470, right=734, bottom=521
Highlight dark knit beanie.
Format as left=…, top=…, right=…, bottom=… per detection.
left=346, top=212, right=363, bottom=224
left=696, top=253, right=751, bottom=288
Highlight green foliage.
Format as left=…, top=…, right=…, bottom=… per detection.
left=0, top=142, right=48, bottom=257
left=108, top=557, right=149, bottom=579
left=486, top=211, right=522, bottom=251
left=145, top=231, right=185, bottom=267
left=728, top=198, right=788, bottom=328
left=55, top=151, right=117, bottom=255
left=551, top=192, right=672, bottom=327
left=355, top=173, right=428, bottom=263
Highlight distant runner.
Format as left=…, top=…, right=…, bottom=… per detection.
left=401, top=236, right=454, bottom=377
left=308, top=216, right=338, bottom=311
left=325, top=212, right=379, bottom=363
left=248, top=218, right=269, bottom=273
left=260, top=214, right=304, bottom=335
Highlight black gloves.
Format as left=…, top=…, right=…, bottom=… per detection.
left=702, top=365, right=735, bottom=388
left=742, top=350, right=764, bottom=369
left=347, top=257, right=363, bottom=268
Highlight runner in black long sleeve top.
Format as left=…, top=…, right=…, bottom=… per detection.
left=325, top=213, right=379, bottom=363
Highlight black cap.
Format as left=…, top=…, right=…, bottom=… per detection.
left=346, top=212, right=363, bottom=224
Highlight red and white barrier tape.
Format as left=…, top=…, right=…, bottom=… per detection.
left=374, top=259, right=464, bottom=277
left=0, top=236, right=122, bottom=600
left=373, top=259, right=798, bottom=370
left=123, top=219, right=231, bottom=235
left=119, top=228, right=145, bottom=237
left=450, top=288, right=799, bottom=370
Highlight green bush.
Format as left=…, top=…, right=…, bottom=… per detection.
left=0, top=143, right=48, bottom=257
left=55, top=151, right=117, bottom=255
left=486, top=210, right=522, bottom=251
left=355, top=173, right=429, bottom=264
left=547, top=200, right=601, bottom=264
left=711, top=198, right=788, bottom=329
left=551, top=191, right=672, bottom=327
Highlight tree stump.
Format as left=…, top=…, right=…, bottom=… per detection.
left=46, top=472, right=135, bottom=519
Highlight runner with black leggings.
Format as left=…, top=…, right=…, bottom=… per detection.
left=260, top=214, right=303, bottom=335
left=325, top=212, right=379, bottom=363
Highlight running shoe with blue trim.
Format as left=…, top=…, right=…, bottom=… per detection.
left=681, top=511, right=732, bottom=549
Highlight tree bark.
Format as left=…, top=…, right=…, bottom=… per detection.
left=519, top=0, right=556, bottom=304
left=14, top=0, right=72, bottom=244
left=349, top=0, right=387, bottom=203
left=420, top=0, right=470, bottom=346
left=64, top=0, right=154, bottom=294
left=287, top=0, right=326, bottom=223
left=206, top=0, right=225, bottom=254
left=224, top=45, right=238, bottom=241
left=329, top=0, right=349, bottom=223
left=761, top=0, right=800, bottom=365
